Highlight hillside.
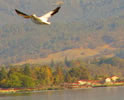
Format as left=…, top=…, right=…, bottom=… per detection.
left=15, top=44, right=116, bottom=65
left=0, top=0, right=124, bottom=64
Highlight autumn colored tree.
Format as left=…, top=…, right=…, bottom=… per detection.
left=34, top=66, right=53, bottom=86
left=54, top=67, right=64, bottom=85
left=0, top=67, right=8, bottom=87
left=65, top=73, right=72, bottom=82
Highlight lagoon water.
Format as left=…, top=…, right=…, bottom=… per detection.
left=0, top=87, right=124, bottom=100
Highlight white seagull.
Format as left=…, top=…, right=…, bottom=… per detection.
left=15, top=6, right=61, bottom=25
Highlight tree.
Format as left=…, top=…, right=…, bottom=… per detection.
left=65, top=73, right=72, bottom=82
left=54, top=67, right=64, bottom=85
left=68, top=66, right=91, bottom=82
left=21, top=75, right=35, bottom=88
left=43, top=66, right=53, bottom=86
left=0, top=67, right=7, bottom=81
left=7, top=73, right=22, bottom=88
left=64, top=56, right=71, bottom=67
left=35, top=66, right=53, bottom=86
left=23, top=64, right=31, bottom=76
left=50, top=59, right=55, bottom=68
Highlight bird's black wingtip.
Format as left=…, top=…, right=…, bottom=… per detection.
left=51, top=6, right=61, bottom=16
left=15, top=9, right=18, bottom=12
left=15, top=9, right=20, bottom=13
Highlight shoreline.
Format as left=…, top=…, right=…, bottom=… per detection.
left=0, top=83, right=124, bottom=94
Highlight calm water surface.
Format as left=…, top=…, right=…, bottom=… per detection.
left=0, top=87, right=124, bottom=100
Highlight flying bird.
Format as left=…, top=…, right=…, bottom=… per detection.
left=15, top=6, right=61, bottom=25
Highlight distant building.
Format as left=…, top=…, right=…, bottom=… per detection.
left=78, top=80, right=87, bottom=85
left=104, top=76, right=119, bottom=83
left=78, top=80, right=101, bottom=86
left=111, top=76, right=119, bottom=82
left=105, top=78, right=112, bottom=83
left=63, top=75, right=122, bottom=89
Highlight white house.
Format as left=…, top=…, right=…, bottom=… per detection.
left=78, top=80, right=87, bottom=85
left=105, top=78, right=112, bottom=83
left=111, top=76, right=119, bottom=82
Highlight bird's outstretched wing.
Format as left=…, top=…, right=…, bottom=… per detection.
left=15, top=9, right=31, bottom=18
left=40, top=6, right=61, bottom=21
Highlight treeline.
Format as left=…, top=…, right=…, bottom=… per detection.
left=0, top=57, right=124, bottom=88
left=0, top=64, right=91, bottom=88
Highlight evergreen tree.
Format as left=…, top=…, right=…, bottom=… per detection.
left=0, top=67, right=7, bottom=81
left=35, top=66, right=53, bottom=86
left=68, top=66, right=91, bottom=81
left=65, top=73, right=72, bottom=82
left=23, top=64, right=31, bottom=76
left=64, top=56, right=70, bottom=67
left=54, top=67, right=64, bottom=85
left=50, top=59, right=55, bottom=68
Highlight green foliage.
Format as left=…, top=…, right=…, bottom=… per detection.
left=65, top=73, right=73, bottom=82
left=20, top=75, right=35, bottom=88
left=0, top=67, right=7, bottom=81
left=23, top=64, right=31, bottom=76
left=50, top=59, right=55, bottom=68
left=54, top=67, right=64, bottom=85
left=97, top=57, right=124, bottom=68
left=67, top=66, right=91, bottom=82
left=7, top=73, right=22, bottom=88
left=0, top=57, right=124, bottom=88
left=64, top=56, right=71, bottom=67
left=116, top=50, right=124, bottom=58
left=34, top=66, right=53, bottom=86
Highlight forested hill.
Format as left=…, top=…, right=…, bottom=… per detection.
left=0, top=0, right=124, bottom=64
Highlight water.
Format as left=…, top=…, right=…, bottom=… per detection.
left=0, top=87, right=124, bottom=100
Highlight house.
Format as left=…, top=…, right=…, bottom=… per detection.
left=78, top=80, right=100, bottom=86
left=105, top=78, right=112, bottom=83
left=78, top=80, right=87, bottom=85
left=111, top=76, right=119, bottom=82
left=104, top=76, right=119, bottom=83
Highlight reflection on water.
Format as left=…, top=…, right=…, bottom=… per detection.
left=0, top=87, right=124, bottom=100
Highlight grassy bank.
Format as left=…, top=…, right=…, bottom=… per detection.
left=0, top=86, right=65, bottom=94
